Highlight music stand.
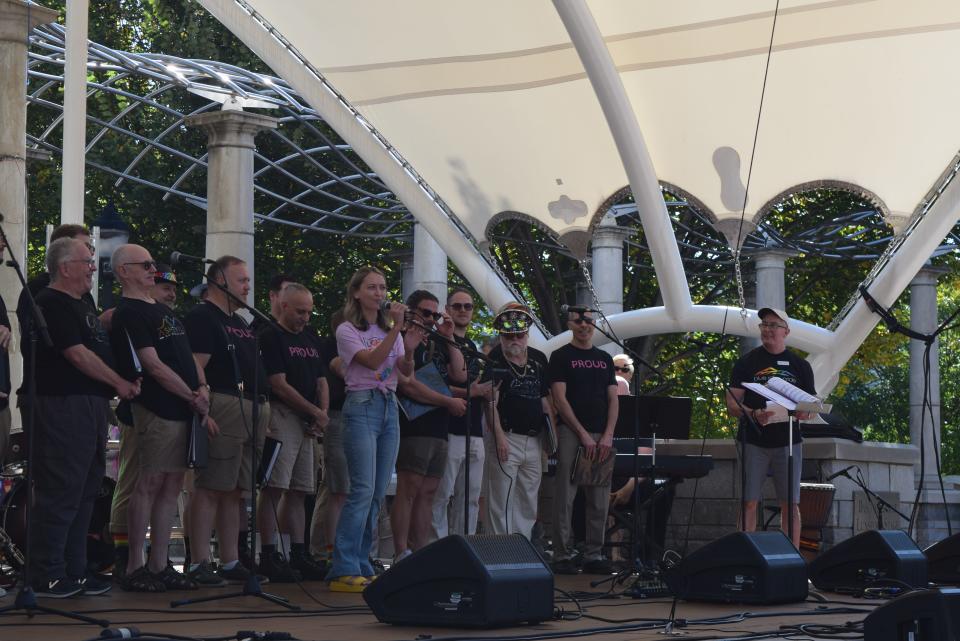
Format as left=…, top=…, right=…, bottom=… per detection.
left=611, top=396, right=691, bottom=590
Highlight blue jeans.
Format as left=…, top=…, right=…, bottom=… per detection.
left=328, top=389, right=399, bottom=578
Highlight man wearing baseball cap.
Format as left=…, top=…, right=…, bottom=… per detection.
left=725, top=307, right=815, bottom=548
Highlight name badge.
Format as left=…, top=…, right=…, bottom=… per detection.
left=777, top=361, right=789, bottom=366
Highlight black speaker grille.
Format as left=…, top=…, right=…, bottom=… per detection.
left=466, top=534, right=543, bottom=566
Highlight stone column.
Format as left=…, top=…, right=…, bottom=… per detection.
left=399, top=251, right=415, bottom=304
left=412, top=222, right=447, bottom=303
left=590, top=212, right=632, bottom=315
left=185, top=110, right=278, bottom=305
left=744, top=248, right=797, bottom=351
left=909, top=265, right=947, bottom=488
left=1, top=0, right=59, bottom=423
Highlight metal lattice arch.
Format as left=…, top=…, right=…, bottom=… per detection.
left=27, top=23, right=415, bottom=239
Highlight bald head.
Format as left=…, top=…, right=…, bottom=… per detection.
left=112, top=244, right=157, bottom=295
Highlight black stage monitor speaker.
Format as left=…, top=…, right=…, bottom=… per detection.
left=808, top=530, right=927, bottom=591
left=363, top=534, right=554, bottom=627
left=662, top=531, right=808, bottom=604
left=925, top=532, right=960, bottom=585
left=863, top=588, right=960, bottom=641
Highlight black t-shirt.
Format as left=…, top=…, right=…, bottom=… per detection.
left=399, top=337, right=451, bottom=440
left=17, top=273, right=96, bottom=396
left=261, top=324, right=327, bottom=408
left=34, top=287, right=115, bottom=397
left=448, top=335, right=485, bottom=437
left=491, top=345, right=550, bottom=435
left=318, top=334, right=346, bottom=412
left=730, top=346, right=815, bottom=448
left=110, top=297, right=199, bottom=420
left=548, top=343, right=616, bottom=433
left=183, top=301, right=268, bottom=397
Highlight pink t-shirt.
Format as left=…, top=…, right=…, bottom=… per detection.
left=336, top=321, right=405, bottom=392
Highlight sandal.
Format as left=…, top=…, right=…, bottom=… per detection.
left=121, top=566, right=166, bottom=593
left=328, top=575, right=370, bottom=593
left=153, top=564, right=197, bottom=590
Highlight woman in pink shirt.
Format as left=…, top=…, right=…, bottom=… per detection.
left=327, top=267, right=420, bottom=591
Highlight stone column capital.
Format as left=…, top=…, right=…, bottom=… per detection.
left=0, top=1, right=58, bottom=43
left=743, top=247, right=802, bottom=268
left=591, top=212, right=633, bottom=249
left=910, top=263, right=949, bottom=286
left=185, top=110, right=278, bottom=150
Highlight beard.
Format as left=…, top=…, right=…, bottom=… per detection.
left=504, top=342, right=525, bottom=358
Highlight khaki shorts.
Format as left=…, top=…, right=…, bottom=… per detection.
left=257, top=403, right=315, bottom=492
left=194, top=392, right=270, bottom=494
left=132, top=404, right=189, bottom=474
left=109, top=419, right=136, bottom=534
left=396, top=435, right=448, bottom=478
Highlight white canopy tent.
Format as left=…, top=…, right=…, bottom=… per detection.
left=154, top=0, right=960, bottom=391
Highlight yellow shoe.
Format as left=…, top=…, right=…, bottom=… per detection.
left=329, top=576, right=370, bottom=593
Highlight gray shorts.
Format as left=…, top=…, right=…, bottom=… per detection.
left=322, top=411, right=349, bottom=494
left=396, top=435, right=448, bottom=478
left=742, top=442, right=802, bottom=503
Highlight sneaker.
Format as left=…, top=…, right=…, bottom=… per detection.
left=289, top=554, right=327, bottom=581
left=328, top=575, right=369, bottom=593
left=219, top=560, right=258, bottom=584
left=188, top=561, right=228, bottom=587
left=257, top=552, right=301, bottom=583
left=35, top=577, right=83, bottom=598
left=152, top=564, right=197, bottom=591
left=581, top=557, right=614, bottom=575
left=551, top=558, right=580, bottom=575
left=79, top=574, right=113, bottom=595
left=393, top=549, right=412, bottom=565
left=370, top=557, right=386, bottom=575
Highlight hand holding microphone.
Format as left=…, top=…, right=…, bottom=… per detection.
left=380, top=300, right=408, bottom=327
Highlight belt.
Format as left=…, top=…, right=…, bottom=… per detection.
left=212, top=389, right=268, bottom=404
left=504, top=426, right=540, bottom=437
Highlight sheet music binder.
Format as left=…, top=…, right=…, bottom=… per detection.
left=257, top=436, right=283, bottom=488
left=188, top=414, right=208, bottom=469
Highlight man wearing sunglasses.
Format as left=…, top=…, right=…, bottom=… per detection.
left=725, top=307, right=815, bottom=548
left=391, top=290, right=467, bottom=562
left=28, top=238, right=141, bottom=597
left=108, top=244, right=207, bottom=592
left=431, top=288, right=492, bottom=538
left=550, top=310, right=618, bottom=575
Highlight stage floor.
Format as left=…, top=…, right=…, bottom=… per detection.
left=0, top=574, right=878, bottom=641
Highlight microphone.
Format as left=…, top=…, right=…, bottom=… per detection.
left=379, top=300, right=392, bottom=314
left=560, top=304, right=600, bottom=315
left=826, top=464, right=856, bottom=482
left=169, top=251, right=214, bottom=266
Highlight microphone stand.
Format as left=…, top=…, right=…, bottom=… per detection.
left=406, top=317, right=496, bottom=535
left=169, top=269, right=298, bottom=611
left=833, top=466, right=910, bottom=530
left=0, top=217, right=107, bottom=626
left=581, top=315, right=665, bottom=592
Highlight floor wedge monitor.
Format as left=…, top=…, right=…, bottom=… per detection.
left=363, top=534, right=554, bottom=627
left=808, top=530, right=927, bottom=591
left=862, top=588, right=960, bottom=640
left=925, top=532, right=960, bottom=585
left=662, top=531, right=808, bottom=604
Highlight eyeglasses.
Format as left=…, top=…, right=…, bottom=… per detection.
left=570, top=317, right=592, bottom=325
left=615, top=366, right=631, bottom=373
left=416, top=308, right=443, bottom=322
left=758, top=322, right=787, bottom=330
left=449, top=302, right=474, bottom=311
left=123, top=260, right=158, bottom=271
left=500, top=331, right=528, bottom=339
left=65, top=258, right=97, bottom=268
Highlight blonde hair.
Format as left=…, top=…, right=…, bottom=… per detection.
left=343, top=266, right=391, bottom=332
